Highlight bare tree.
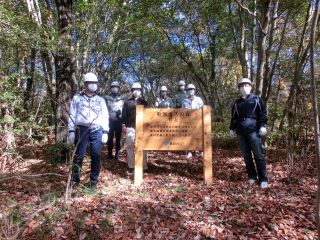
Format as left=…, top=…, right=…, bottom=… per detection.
left=54, top=0, right=77, bottom=142
left=255, top=0, right=272, bottom=96
left=228, top=2, right=249, bottom=78
left=309, top=0, right=320, bottom=235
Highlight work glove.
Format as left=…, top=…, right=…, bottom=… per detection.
left=68, top=132, right=75, bottom=143
left=259, top=127, right=267, bottom=137
left=229, top=130, right=235, bottom=139
left=122, top=125, right=127, bottom=134
left=102, top=133, right=108, bottom=144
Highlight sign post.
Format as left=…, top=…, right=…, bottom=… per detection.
left=134, top=105, right=212, bottom=186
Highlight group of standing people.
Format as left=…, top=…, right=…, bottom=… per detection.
left=67, top=72, right=268, bottom=191
left=67, top=73, right=204, bottom=191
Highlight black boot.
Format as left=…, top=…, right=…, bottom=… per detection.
left=85, top=181, right=97, bottom=193
left=107, top=152, right=113, bottom=160
left=114, top=151, right=120, bottom=160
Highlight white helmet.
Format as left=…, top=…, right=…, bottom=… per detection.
left=186, top=83, right=196, bottom=90
left=178, top=80, right=185, bottom=86
left=111, top=81, right=120, bottom=88
left=238, top=78, right=252, bottom=87
left=131, top=82, right=142, bottom=90
left=160, top=86, right=167, bottom=91
left=83, top=72, right=98, bottom=83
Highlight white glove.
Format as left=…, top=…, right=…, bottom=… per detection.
left=102, top=133, right=108, bottom=144
left=68, top=132, right=75, bottom=143
left=229, top=130, right=235, bottom=139
left=259, top=127, right=267, bottom=136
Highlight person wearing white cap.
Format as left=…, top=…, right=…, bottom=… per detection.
left=229, top=78, right=268, bottom=189
left=155, top=86, right=174, bottom=108
left=174, top=80, right=187, bottom=108
left=105, top=81, right=126, bottom=160
left=182, top=83, right=204, bottom=158
left=182, top=83, right=204, bottom=110
left=67, top=72, right=109, bottom=192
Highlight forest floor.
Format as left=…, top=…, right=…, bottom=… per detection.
left=0, top=139, right=317, bottom=240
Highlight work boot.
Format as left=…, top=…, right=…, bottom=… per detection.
left=127, top=168, right=134, bottom=174
left=260, top=182, right=268, bottom=189
left=248, top=179, right=257, bottom=185
left=114, top=151, right=120, bottom=161
left=85, top=181, right=97, bottom=193
left=70, top=181, right=79, bottom=189
left=107, top=153, right=113, bottom=160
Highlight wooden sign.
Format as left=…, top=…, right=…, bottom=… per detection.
left=143, top=108, right=203, bottom=150
left=134, top=105, right=213, bottom=186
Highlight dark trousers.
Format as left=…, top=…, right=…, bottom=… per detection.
left=72, top=126, right=102, bottom=183
left=237, top=131, right=268, bottom=183
left=107, top=120, right=122, bottom=156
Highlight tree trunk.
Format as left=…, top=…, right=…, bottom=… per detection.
left=250, top=0, right=256, bottom=82
left=262, top=0, right=279, bottom=101
left=54, top=0, right=77, bottom=142
left=41, top=51, right=56, bottom=119
left=209, top=28, right=217, bottom=114
left=238, top=1, right=249, bottom=78
left=24, top=48, right=36, bottom=110
left=255, top=0, right=271, bottom=96
left=266, top=12, right=290, bottom=101
left=279, top=2, right=312, bottom=129
left=309, top=0, right=320, bottom=235
left=228, top=2, right=248, bottom=78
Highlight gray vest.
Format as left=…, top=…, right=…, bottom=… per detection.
left=105, top=95, right=125, bottom=121
left=174, top=92, right=187, bottom=108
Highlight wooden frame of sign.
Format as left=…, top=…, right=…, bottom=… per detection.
left=134, top=105, right=213, bottom=186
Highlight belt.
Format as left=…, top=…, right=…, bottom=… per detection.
left=77, top=125, right=101, bottom=132
left=239, top=117, right=257, bottom=121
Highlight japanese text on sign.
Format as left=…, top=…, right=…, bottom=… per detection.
left=142, top=109, right=203, bottom=150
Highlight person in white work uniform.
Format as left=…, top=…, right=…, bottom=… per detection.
left=155, top=86, right=174, bottom=108
left=67, top=72, right=109, bottom=191
left=182, top=83, right=204, bottom=158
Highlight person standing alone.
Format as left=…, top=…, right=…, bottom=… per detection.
left=229, top=78, right=268, bottom=189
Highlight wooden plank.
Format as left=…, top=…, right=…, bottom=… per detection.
left=142, top=108, right=203, bottom=150
left=202, top=106, right=213, bottom=185
left=134, top=105, right=144, bottom=186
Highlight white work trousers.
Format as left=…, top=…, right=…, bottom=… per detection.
left=125, top=127, right=147, bottom=169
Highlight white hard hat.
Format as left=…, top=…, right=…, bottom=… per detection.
left=131, top=82, right=142, bottom=90
left=111, top=81, right=120, bottom=87
left=178, top=80, right=185, bottom=86
left=160, top=86, right=167, bottom=91
left=186, top=83, right=196, bottom=90
left=83, top=72, right=98, bottom=83
left=238, top=78, right=252, bottom=86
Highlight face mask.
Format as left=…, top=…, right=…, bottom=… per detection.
left=160, top=91, right=166, bottom=97
left=87, top=83, right=98, bottom=92
left=111, top=87, right=119, bottom=94
left=187, top=89, right=195, bottom=97
left=179, top=86, right=185, bottom=91
left=132, top=90, right=141, bottom=98
left=239, top=86, right=252, bottom=97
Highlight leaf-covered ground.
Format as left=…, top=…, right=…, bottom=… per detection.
left=0, top=142, right=317, bottom=240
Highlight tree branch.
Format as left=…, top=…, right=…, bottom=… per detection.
left=0, top=173, right=66, bottom=182
left=233, top=0, right=263, bottom=31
